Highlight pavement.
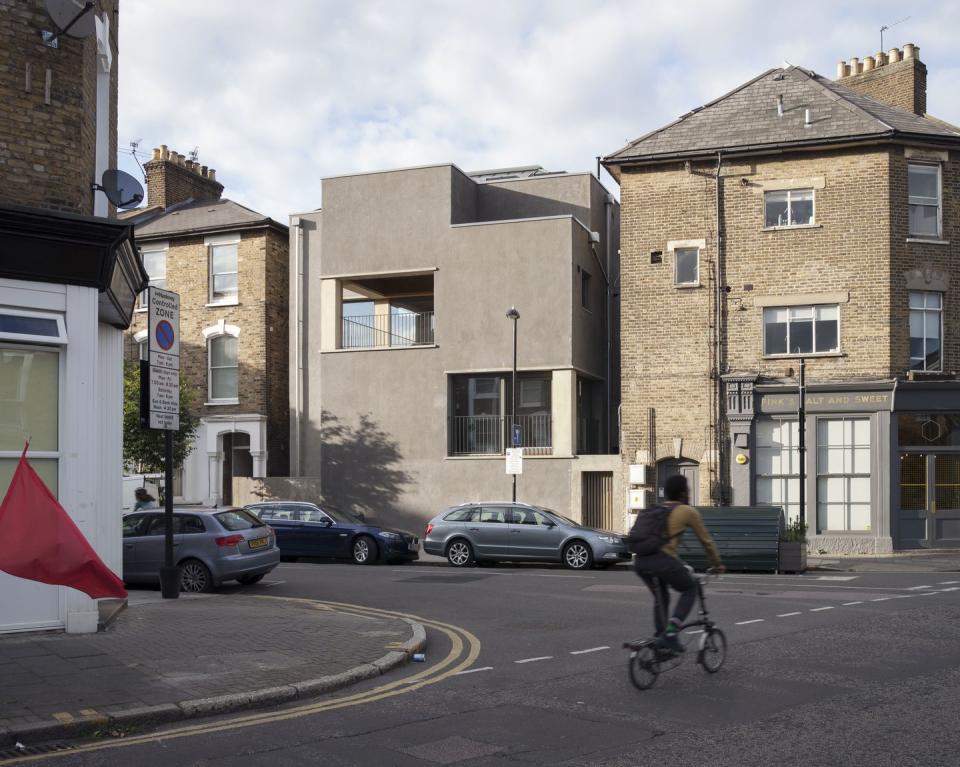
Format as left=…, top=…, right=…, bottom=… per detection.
left=0, top=588, right=426, bottom=750
left=809, top=549, right=960, bottom=572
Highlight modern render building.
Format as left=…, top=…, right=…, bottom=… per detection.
left=123, top=146, right=289, bottom=506
left=604, top=43, right=960, bottom=553
left=1, top=1, right=144, bottom=633
left=289, top=164, right=621, bottom=531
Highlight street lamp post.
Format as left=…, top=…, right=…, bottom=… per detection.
left=797, top=356, right=807, bottom=530
left=506, top=307, right=520, bottom=502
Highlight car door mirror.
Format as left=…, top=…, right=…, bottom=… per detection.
left=320, top=518, right=333, bottom=527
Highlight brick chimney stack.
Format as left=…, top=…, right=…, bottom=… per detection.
left=143, top=145, right=224, bottom=209
left=836, top=43, right=927, bottom=116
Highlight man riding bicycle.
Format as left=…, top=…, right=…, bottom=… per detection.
left=630, top=474, right=725, bottom=654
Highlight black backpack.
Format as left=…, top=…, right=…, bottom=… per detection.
left=627, top=503, right=675, bottom=556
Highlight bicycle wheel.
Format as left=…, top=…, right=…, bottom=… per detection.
left=629, top=644, right=660, bottom=690
left=698, top=628, right=727, bottom=673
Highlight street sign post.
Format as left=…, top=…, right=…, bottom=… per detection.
left=141, top=287, right=181, bottom=599
left=506, top=448, right=523, bottom=476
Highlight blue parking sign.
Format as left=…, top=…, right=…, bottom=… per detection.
left=512, top=424, right=522, bottom=447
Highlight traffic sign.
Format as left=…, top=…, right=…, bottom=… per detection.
left=506, top=448, right=523, bottom=475
left=143, top=286, right=181, bottom=432
left=512, top=424, right=522, bottom=447
left=148, top=287, right=180, bottom=358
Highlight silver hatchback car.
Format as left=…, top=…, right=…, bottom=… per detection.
left=423, top=502, right=631, bottom=570
left=122, top=507, right=280, bottom=592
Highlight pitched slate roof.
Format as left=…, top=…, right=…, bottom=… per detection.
left=130, top=198, right=286, bottom=239
left=604, top=66, right=960, bottom=165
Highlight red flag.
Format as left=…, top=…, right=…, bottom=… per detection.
left=0, top=448, right=127, bottom=600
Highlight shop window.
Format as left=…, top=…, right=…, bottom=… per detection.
left=816, top=418, right=871, bottom=532
left=755, top=419, right=801, bottom=522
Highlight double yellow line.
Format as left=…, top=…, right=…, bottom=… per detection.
left=1, top=598, right=481, bottom=765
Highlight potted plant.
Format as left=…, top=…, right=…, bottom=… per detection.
left=779, top=517, right=808, bottom=573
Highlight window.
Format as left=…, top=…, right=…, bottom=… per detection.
left=478, top=506, right=508, bottom=523
left=817, top=418, right=871, bottom=532
left=909, top=291, right=942, bottom=371
left=444, top=507, right=477, bottom=522
left=763, top=305, right=839, bottom=355
left=449, top=373, right=552, bottom=455
left=208, top=335, right=238, bottom=401
left=122, top=514, right=146, bottom=537
left=755, top=419, right=801, bottom=523
left=138, top=247, right=167, bottom=308
left=581, top=270, right=592, bottom=309
left=674, top=247, right=699, bottom=286
left=764, top=189, right=814, bottom=227
left=342, top=300, right=375, bottom=348
left=180, top=516, right=206, bottom=534
left=209, top=242, right=238, bottom=303
left=0, top=309, right=67, bottom=345
left=908, top=164, right=941, bottom=238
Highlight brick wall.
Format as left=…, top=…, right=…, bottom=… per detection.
left=127, top=225, right=289, bottom=475
left=838, top=55, right=926, bottom=116
left=0, top=0, right=119, bottom=215
left=144, top=145, right=223, bottom=208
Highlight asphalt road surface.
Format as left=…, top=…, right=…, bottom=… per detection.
left=9, top=560, right=960, bottom=767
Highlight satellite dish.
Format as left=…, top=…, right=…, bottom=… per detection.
left=44, top=0, right=96, bottom=40
left=97, top=169, right=144, bottom=210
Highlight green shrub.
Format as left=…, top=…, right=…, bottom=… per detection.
left=783, top=517, right=807, bottom=543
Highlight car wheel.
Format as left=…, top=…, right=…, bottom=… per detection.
left=180, top=559, right=214, bottom=593
left=352, top=535, right=379, bottom=565
left=237, top=574, right=265, bottom=585
left=563, top=541, right=593, bottom=570
left=446, top=539, right=475, bottom=567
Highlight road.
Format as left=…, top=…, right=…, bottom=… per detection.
left=8, top=561, right=960, bottom=766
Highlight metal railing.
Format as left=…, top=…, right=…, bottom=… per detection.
left=341, top=311, right=434, bottom=349
left=450, top=414, right=552, bottom=456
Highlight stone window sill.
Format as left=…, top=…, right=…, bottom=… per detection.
left=906, top=238, right=950, bottom=245
left=445, top=454, right=572, bottom=460
left=762, top=224, right=822, bottom=232
left=206, top=300, right=240, bottom=308
left=763, top=351, right=845, bottom=360
left=323, top=344, right=438, bottom=353
left=675, top=283, right=701, bottom=290
left=205, top=399, right=239, bottom=406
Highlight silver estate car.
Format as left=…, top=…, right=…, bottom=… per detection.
left=423, top=502, right=631, bottom=570
left=122, top=508, right=280, bottom=592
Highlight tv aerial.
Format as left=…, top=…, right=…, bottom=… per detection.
left=43, top=0, right=96, bottom=46
left=880, top=16, right=910, bottom=51
left=92, top=169, right=144, bottom=210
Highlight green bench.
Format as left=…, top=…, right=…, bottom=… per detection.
left=674, top=506, right=785, bottom=573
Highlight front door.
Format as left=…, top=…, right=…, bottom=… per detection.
left=656, top=459, right=699, bottom=505
left=899, top=453, right=960, bottom=548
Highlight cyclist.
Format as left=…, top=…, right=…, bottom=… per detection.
left=632, top=474, right=724, bottom=654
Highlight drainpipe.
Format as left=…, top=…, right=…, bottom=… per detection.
left=291, top=216, right=304, bottom=476
left=604, top=191, right=615, bottom=453
left=715, top=151, right=725, bottom=503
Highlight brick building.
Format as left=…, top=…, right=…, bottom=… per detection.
left=123, top=146, right=289, bottom=506
left=604, top=44, right=960, bottom=553
left=1, top=1, right=145, bottom=632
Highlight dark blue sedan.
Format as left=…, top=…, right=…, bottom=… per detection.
left=244, top=501, right=419, bottom=564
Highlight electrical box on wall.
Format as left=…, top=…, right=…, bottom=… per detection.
left=628, top=464, right=647, bottom=485
left=627, top=488, right=648, bottom=510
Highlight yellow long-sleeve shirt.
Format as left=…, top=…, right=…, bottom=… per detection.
left=660, top=502, right=723, bottom=569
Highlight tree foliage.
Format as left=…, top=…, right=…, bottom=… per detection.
left=122, top=361, right=200, bottom=474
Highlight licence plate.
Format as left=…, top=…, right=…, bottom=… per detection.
left=248, top=537, right=269, bottom=550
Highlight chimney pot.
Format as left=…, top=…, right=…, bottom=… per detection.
left=875, top=51, right=887, bottom=66
left=903, top=43, right=918, bottom=60
left=888, top=47, right=901, bottom=63
left=863, top=56, right=875, bottom=72
left=151, top=147, right=161, bottom=161
left=837, top=60, right=847, bottom=78
left=209, top=169, right=217, bottom=182
left=201, top=165, right=209, bottom=178
left=849, top=57, right=860, bottom=74
left=160, top=144, right=169, bottom=160
left=177, top=153, right=185, bottom=167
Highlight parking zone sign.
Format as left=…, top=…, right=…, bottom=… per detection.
left=145, top=287, right=181, bottom=430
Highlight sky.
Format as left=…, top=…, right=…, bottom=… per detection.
left=117, top=1, right=960, bottom=223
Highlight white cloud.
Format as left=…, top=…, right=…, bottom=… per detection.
left=118, top=0, right=960, bottom=222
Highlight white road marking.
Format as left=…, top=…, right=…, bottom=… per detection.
left=515, top=656, right=554, bottom=664
left=261, top=581, right=286, bottom=587
left=455, top=666, right=494, bottom=675
left=777, top=612, right=802, bottom=617
left=907, top=585, right=933, bottom=590
left=842, top=601, right=864, bottom=606
left=522, top=573, right=594, bottom=579
left=816, top=576, right=858, bottom=581
left=938, top=580, right=959, bottom=585
left=871, top=597, right=891, bottom=602
left=810, top=606, right=834, bottom=612
left=735, top=619, right=764, bottom=625
left=938, top=586, right=960, bottom=592
left=917, top=591, right=939, bottom=596
left=569, top=646, right=609, bottom=655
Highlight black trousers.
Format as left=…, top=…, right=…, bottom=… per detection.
left=634, top=552, right=697, bottom=634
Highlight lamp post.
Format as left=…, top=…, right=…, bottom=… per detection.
left=506, top=307, right=520, bottom=502
left=797, top=356, right=807, bottom=530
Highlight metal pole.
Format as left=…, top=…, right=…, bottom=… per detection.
left=159, top=429, right=180, bottom=599
left=798, top=358, right=806, bottom=529
left=512, top=317, right=518, bottom=503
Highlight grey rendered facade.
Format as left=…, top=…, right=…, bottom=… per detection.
left=289, top=164, right=621, bottom=532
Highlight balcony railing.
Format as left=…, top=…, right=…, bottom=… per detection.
left=341, top=311, right=434, bottom=349
left=449, top=414, right=552, bottom=456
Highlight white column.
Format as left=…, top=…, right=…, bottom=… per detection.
left=251, top=451, right=267, bottom=477
left=320, top=279, right=341, bottom=351
left=206, top=451, right=221, bottom=506
left=551, top=370, right=576, bottom=457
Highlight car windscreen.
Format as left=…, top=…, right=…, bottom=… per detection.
left=324, top=506, right=364, bottom=524
left=215, top=509, right=265, bottom=531
left=539, top=508, right=580, bottom=527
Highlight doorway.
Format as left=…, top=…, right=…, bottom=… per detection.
left=581, top=472, right=614, bottom=530
left=656, top=459, right=699, bottom=505
left=221, top=432, right=252, bottom=506
left=899, top=453, right=960, bottom=548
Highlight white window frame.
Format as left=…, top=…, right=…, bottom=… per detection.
left=909, top=291, right=943, bottom=372
left=206, top=234, right=240, bottom=306
left=673, top=247, right=699, bottom=287
left=136, top=243, right=168, bottom=311
left=763, top=304, right=840, bottom=357
left=907, top=163, right=942, bottom=239
left=203, top=321, right=241, bottom=404
left=0, top=308, right=68, bottom=345
left=816, top=416, right=872, bottom=533
left=755, top=418, right=802, bottom=524
left=763, top=188, right=815, bottom=228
